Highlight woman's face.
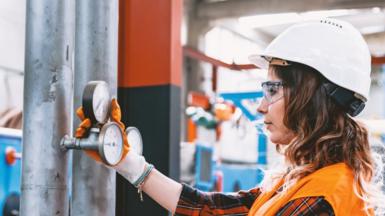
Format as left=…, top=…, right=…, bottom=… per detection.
left=257, top=69, right=296, bottom=145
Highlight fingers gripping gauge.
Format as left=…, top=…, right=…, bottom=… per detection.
left=126, top=127, right=143, bottom=155
left=83, top=81, right=111, bottom=124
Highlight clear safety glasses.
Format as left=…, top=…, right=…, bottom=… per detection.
left=261, top=81, right=284, bottom=104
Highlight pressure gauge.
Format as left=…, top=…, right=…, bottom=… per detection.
left=99, top=122, right=124, bottom=166
left=126, top=127, right=143, bottom=155
left=61, top=122, right=125, bottom=166
left=83, top=81, right=111, bottom=124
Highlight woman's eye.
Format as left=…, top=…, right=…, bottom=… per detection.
left=268, top=86, right=277, bottom=95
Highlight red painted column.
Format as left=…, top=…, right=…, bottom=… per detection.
left=117, top=0, right=182, bottom=215
left=118, top=0, right=182, bottom=88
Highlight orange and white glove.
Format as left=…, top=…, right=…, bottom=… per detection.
left=75, top=98, right=130, bottom=163
left=75, top=98, right=149, bottom=185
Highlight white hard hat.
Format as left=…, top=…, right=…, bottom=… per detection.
left=249, top=18, right=371, bottom=101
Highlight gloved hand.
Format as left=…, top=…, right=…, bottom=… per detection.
left=75, top=98, right=130, bottom=164
left=75, top=98, right=149, bottom=185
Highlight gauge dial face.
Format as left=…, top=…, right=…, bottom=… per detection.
left=99, top=122, right=123, bottom=166
left=83, top=81, right=110, bottom=124
left=92, top=82, right=110, bottom=124
left=126, top=127, right=143, bottom=155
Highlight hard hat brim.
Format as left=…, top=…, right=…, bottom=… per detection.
left=248, top=54, right=269, bottom=70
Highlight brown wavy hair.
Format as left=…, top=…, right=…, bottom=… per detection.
left=270, top=62, right=376, bottom=204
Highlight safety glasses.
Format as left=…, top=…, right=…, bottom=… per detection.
left=261, top=81, right=284, bottom=104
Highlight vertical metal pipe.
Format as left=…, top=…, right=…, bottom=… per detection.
left=20, top=0, right=75, bottom=215
left=71, top=0, right=118, bottom=215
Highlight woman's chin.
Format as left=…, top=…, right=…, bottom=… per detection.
left=269, top=134, right=291, bottom=145
left=265, top=128, right=295, bottom=145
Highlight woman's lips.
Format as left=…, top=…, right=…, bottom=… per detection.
left=264, top=121, right=272, bottom=130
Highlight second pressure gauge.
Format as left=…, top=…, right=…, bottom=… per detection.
left=83, top=81, right=111, bottom=124
left=126, top=127, right=143, bottom=155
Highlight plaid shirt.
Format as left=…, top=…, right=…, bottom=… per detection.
left=175, top=183, right=334, bottom=216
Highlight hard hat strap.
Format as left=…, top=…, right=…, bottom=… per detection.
left=322, top=82, right=365, bottom=117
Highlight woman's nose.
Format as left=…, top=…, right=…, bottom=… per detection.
left=257, top=98, right=268, bottom=114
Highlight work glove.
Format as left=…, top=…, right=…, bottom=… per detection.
left=75, top=98, right=130, bottom=164
left=75, top=98, right=149, bottom=185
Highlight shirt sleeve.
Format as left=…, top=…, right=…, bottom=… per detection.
left=174, top=183, right=335, bottom=216
left=174, top=183, right=261, bottom=216
left=276, top=197, right=335, bottom=216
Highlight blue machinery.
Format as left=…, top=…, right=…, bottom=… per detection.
left=195, top=91, right=267, bottom=192
left=0, top=128, right=22, bottom=215
left=220, top=91, right=263, bottom=122
left=220, top=91, right=267, bottom=164
left=195, top=144, right=265, bottom=192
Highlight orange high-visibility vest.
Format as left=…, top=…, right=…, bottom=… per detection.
left=248, top=163, right=373, bottom=216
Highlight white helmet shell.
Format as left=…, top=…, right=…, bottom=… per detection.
left=249, top=18, right=371, bottom=101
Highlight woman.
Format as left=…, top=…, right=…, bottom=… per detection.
left=76, top=18, right=385, bottom=215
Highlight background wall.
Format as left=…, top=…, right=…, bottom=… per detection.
left=0, top=0, right=25, bottom=111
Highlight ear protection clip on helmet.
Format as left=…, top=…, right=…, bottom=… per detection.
left=263, top=57, right=291, bottom=66
left=322, top=82, right=366, bottom=117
